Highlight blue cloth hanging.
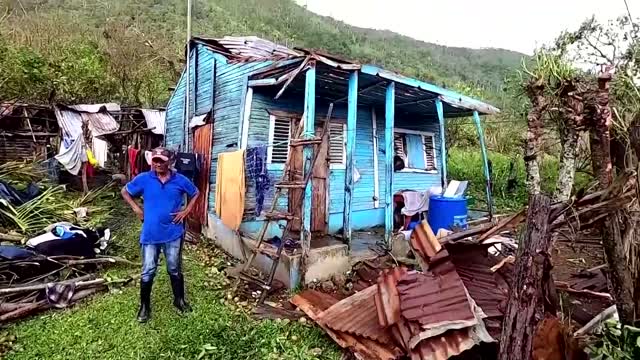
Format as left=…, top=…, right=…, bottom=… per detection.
left=246, top=146, right=271, bottom=216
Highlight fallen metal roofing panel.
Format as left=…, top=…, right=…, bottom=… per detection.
left=375, top=267, right=409, bottom=327
left=447, top=244, right=512, bottom=319
left=318, top=285, right=393, bottom=344
left=292, top=290, right=403, bottom=360
left=398, top=270, right=477, bottom=330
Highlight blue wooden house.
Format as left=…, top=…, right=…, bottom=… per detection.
left=164, top=36, right=499, bottom=286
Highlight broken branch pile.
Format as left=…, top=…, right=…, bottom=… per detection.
left=0, top=255, right=138, bottom=323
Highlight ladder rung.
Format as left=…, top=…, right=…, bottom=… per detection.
left=275, top=181, right=306, bottom=189
left=238, top=272, right=271, bottom=290
left=264, top=212, right=295, bottom=221
left=290, top=137, right=322, bottom=146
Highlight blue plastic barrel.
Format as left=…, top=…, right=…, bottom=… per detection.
left=427, top=195, right=468, bottom=233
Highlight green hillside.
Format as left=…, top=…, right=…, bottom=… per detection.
left=0, top=0, right=526, bottom=107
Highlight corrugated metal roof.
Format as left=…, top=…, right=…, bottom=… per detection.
left=81, top=112, right=119, bottom=137
left=194, top=36, right=302, bottom=60
left=55, top=105, right=119, bottom=139
left=318, top=285, right=393, bottom=344
left=141, top=109, right=166, bottom=135
left=67, top=103, right=120, bottom=113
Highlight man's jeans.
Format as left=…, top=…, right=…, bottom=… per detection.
left=141, top=238, right=183, bottom=283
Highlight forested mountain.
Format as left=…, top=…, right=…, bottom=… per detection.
left=0, top=0, right=526, bottom=106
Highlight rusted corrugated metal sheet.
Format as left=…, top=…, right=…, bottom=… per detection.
left=398, top=270, right=476, bottom=328
left=292, top=290, right=403, bottom=360
left=410, top=221, right=442, bottom=261
left=446, top=243, right=512, bottom=320
left=375, top=267, right=409, bottom=327
left=318, top=285, right=393, bottom=344
left=191, top=123, right=213, bottom=226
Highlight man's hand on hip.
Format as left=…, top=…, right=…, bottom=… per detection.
left=172, top=209, right=191, bottom=224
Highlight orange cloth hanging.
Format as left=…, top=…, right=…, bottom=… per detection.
left=215, top=150, right=246, bottom=230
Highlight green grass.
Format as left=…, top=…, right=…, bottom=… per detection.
left=5, top=208, right=340, bottom=360
left=448, top=147, right=592, bottom=212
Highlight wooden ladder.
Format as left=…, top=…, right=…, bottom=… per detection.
left=235, top=104, right=334, bottom=304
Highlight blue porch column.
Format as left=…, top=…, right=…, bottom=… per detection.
left=384, top=82, right=395, bottom=244
left=342, top=71, right=358, bottom=244
left=301, top=64, right=316, bottom=254
left=472, top=110, right=493, bottom=219
left=435, top=98, right=447, bottom=188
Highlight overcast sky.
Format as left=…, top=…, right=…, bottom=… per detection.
left=295, top=0, right=635, bottom=55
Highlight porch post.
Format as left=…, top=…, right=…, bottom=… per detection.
left=472, top=110, right=493, bottom=219
left=384, top=82, right=395, bottom=245
left=342, top=71, right=358, bottom=244
left=435, top=98, right=447, bottom=188
left=301, top=63, right=316, bottom=254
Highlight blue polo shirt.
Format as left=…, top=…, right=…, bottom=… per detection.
left=126, top=171, right=198, bottom=245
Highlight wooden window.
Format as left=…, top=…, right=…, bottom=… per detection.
left=267, top=115, right=292, bottom=164
left=393, top=129, right=437, bottom=172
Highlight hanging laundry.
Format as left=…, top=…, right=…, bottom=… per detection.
left=92, top=137, right=108, bottom=168
left=175, top=152, right=199, bottom=180
left=246, top=146, right=270, bottom=216
left=86, top=148, right=98, bottom=167
left=128, top=146, right=140, bottom=176
left=215, top=150, right=246, bottom=230
left=55, top=137, right=85, bottom=175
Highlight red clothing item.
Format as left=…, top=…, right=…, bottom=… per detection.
left=85, top=163, right=95, bottom=177
left=128, top=147, right=140, bottom=176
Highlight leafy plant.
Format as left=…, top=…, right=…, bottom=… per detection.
left=587, top=319, right=640, bottom=360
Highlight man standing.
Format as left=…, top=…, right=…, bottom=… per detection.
left=121, top=147, right=199, bottom=323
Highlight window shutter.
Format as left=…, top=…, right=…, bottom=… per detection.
left=423, top=135, right=436, bottom=170
left=271, top=117, right=291, bottom=163
left=329, top=121, right=345, bottom=164
left=394, top=133, right=405, bottom=157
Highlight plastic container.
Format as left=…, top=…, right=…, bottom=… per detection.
left=427, top=195, right=468, bottom=233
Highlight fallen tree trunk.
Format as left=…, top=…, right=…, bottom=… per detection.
left=499, top=194, right=556, bottom=360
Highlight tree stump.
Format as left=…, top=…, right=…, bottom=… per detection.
left=498, top=194, right=556, bottom=360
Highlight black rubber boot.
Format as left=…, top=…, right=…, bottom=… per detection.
left=170, top=274, right=192, bottom=313
left=137, top=280, right=153, bottom=323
